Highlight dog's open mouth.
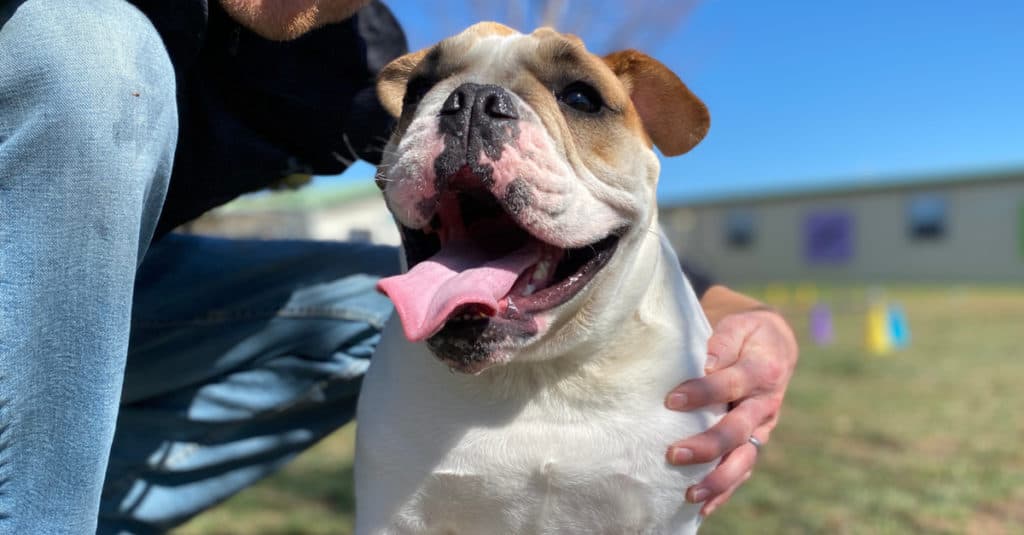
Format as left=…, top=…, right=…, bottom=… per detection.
left=377, top=176, right=622, bottom=347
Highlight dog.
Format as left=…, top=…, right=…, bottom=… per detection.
left=355, top=22, right=723, bottom=534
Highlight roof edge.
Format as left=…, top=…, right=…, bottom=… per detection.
left=662, top=165, right=1024, bottom=208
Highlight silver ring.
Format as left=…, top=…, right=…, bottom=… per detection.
left=748, top=435, right=763, bottom=453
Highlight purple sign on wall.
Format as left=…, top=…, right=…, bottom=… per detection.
left=809, top=303, right=834, bottom=345
left=804, top=211, right=854, bottom=264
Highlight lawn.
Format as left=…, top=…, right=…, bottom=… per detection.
left=176, top=285, right=1024, bottom=534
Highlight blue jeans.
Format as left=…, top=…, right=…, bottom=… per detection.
left=0, top=1, right=398, bottom=533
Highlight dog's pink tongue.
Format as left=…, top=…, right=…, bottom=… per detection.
left=377, top=241, right=541, bottom=342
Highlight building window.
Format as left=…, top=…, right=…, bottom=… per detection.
left=804, top=210, right=854, bottom=265
left=724, top=210, right=755, bottom=249
left=907, top=194, right=947, bottom=240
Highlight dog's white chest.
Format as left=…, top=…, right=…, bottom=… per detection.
left=390, top=416, right=709, bottom=534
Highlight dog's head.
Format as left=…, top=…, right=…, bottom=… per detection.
left=375, top=22, right=709, bottom=373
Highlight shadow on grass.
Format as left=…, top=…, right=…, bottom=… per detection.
left=176, top=428, right=359, bottom=534
left=219, top=455, right=356, bottom=520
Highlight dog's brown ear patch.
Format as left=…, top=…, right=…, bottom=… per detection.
left=377, top=48, right=430, bottom=118
left=603, top=50, right=709, bottom=156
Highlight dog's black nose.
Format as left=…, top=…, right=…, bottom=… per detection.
left=478, top=85, right=518, bottom=120
left=435, top=83, right=521, bottom=189
left=440, top=83, right=519, bottom=122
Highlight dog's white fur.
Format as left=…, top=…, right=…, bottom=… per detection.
left=356, top=23, right=722, bottom=534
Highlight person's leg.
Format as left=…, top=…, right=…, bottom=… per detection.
left=0, top=0, right=177, bottom=532
left=98, top=235, right=400, bottom=534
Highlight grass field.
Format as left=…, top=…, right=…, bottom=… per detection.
left=176, top=285, right=1024, bottom=534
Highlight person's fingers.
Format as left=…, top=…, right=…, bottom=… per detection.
left=701, top=470, right=753, bottom=516
left=667, top=310, right=794, bottom=412
left=666, top=364, right=754, bottom=411
left=754, top=411, right=781, bottom=442
left=697, top=426, right=774, bottom=514
left=667, top=398, right=772, bottom=465
left=704, top=313, right=760, bottom=373
left=666, top=340, right=790, bottom=412
left=684, top=437, right=757, bottom=504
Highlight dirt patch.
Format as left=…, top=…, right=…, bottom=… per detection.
left=967, top=495, right=1024, bottom=535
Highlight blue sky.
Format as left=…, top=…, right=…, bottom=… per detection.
left=337, top=1, right=1024, bottom=203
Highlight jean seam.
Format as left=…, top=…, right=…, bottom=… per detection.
left=0, top=373, right=10, bottom=521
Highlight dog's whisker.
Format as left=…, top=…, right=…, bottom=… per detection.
left=331, top=151, right=355, bottom=166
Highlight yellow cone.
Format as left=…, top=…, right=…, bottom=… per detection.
left=865, top=303, right=892, bottom=355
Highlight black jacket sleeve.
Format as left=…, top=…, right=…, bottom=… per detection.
left=680, top=262, right=714, bottom=299
left=134, top=0, right=409, bottom=237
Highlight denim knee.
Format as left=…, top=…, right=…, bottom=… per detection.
left=0, top=0, right=179, bottom=258
left=0, top=4, right=180, bottom=531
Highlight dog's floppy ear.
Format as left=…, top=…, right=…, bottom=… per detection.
left=603, top=50, right=709, bottom=156
left=377, top=48, right=430, bottom=118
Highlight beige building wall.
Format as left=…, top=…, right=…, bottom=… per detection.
left=663, top=175, right=1024, bottom=284
left=182, top=188, right=400, bottom=245
left=306, top=195, right=400, bottom=245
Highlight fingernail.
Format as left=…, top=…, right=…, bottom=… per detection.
left=704, top=355, right=718, bottom=372
left=666, top=393, right=688, bottom=410
left=704, top=502, right=717, bottom=515
left=690, top=487, right=710, bottom=503
left=671, top=447, right=693, bottom=464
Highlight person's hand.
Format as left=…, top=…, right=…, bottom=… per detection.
left=665, top=306, right=798, bottom=516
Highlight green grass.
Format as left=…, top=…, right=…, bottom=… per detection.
left=176, top=285, right=1024, bottom=534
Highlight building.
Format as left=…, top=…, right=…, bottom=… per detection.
left=181, top=181, right=400, bottom=245
left=661, top=168, right=1024, bottom=284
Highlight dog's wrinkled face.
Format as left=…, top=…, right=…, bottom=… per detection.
left=375, top=23, right=709, bottom=373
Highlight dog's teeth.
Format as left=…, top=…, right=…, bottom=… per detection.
left=533, top=260, right=550, bottom=282
left=524, top=283, right=536, bottom=296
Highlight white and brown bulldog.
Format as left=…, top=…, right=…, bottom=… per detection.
left=355, top=22, right=723, bottom=534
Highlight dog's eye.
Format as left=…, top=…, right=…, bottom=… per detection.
left=557, top=82, right=604, bottom=113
